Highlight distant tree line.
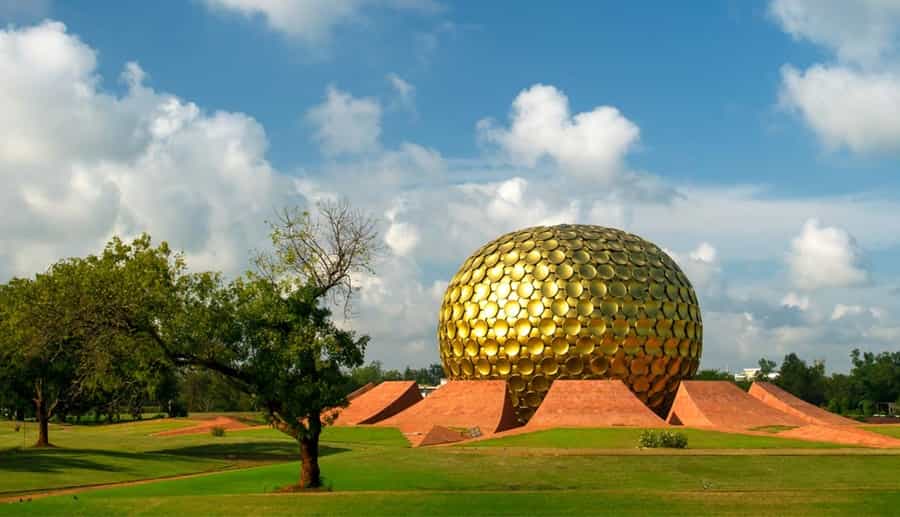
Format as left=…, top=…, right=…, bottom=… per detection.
left=695, top=351, right=900, bottom=417
left=347, top=361, right=445, bottom=390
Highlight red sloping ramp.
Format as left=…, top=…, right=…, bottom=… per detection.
left=332, top=381, right=422, bottom=426
left=749, top=382, right=859, bottom=426
left=419, top=426, right=468, bottom=446
left=527, top=380, right=666, bottom=428
left=347, top=382, right=376, bottom=401
left=376, top=380, right=520, bottom=446
left=778, top=424, right=900, bottom=448
left=667, top=381, right=806, bottom=430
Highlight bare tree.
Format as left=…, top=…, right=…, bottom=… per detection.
left=254, top=199, right=382, bottom=314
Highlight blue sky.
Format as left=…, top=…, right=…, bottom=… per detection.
left=2, top=0, right=899, bottom=372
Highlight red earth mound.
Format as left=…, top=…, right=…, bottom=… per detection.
left=346, top=382, right=376, bottom=401
left=153, top=416, right=258, bottom=437
left=527, top=380, right=666, bottom=428
left=666, top=381, right=806, bottom=430
left=376, top=380, right=520, bottom=446
left=331, top=381, right=423, bottom=426
left=418, top=425, right=468, bottom=446
left=777, top=424, right=900, bottom=448
left=749, top=382, right=859, bottom=426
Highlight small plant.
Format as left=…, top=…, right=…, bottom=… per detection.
left=210, top=426, right=226, bottom=437
left=639, top=429, right=688, bottom=449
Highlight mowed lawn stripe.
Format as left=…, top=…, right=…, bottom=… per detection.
left=9, top=488, right=900, bottom=516
left=13, top=450, right=900, bottom=499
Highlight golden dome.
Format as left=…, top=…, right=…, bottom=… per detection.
left=437, top=224, right=702, bottom=422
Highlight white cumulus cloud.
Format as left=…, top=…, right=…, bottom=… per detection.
left=770, top=0, right=900, bottom=66
left=780, top=65, right=900, bottom=154
left=772, top=0, right=900, bottom=154
left=306, top=86, right=382, bottom=156
left=781, top=292, right=810, bottom=311
left=384, top=200, right=420, bottom=256
left=387, top=72, right=415, bottom=113
left=477, top=84, right=640, bottom=181
left=831, top=304, right=882, bottom=320
left=690, top=242, right=717, bottom=263
left=788, top=219, right=868, bottom=289
left=203, top=0, right=441, bottom=42
left=0, top=21, right=300, bottom=279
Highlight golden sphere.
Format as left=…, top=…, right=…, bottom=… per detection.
left=437, top=224, right=702, bottom=422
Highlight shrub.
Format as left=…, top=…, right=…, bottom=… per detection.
left=639, top=430, right=688, bottom=449
left=210, top=425, right=226, bottom=437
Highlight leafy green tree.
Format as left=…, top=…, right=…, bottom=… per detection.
left=347, top=362, right=446, bottom=391
left=775, top=353, right=826, bottom=406
left=348, top=361, right=387, bottom=390
left=179, top=368, right=256, bottom=412
left=226, top=276, right=367, bottom=488
left=77, top=202, right=378, bottom=489
left=0, top=264, right=87, bottom=446
left=824, top=373, right=856, bottom=415
left=849, top=349, right=900, bottom=408
left=0, top=323, right=31, bottom=422
left=693, top=369, right=734, bottom=381
left=231, top=201, right=378, bottom=488
left=758, top=358, right=777, bottom=378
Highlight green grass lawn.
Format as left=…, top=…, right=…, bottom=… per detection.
left=467, top=427, right=847, bottom=449
left=864, top=425, right=900, bottom=439
left=9, top=444, right=900, bottom=515
left=4, top=421, right=900, bottom=515
left=10, top=489, right=900, bottom=516
left=0, top=418, right=299, bottom=494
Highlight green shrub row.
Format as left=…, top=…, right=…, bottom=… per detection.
left=638, top=430, right=688, bottom=449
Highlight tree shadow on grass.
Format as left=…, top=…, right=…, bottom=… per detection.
left=0, top=448, right=130, bottom=474
left=153, top=441, right=349, bottom=462
left=0, top=442, right=349, bottom=478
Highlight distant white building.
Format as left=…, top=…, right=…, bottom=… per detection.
left=733, top=368, right=779, bottom=382
left=419, top=378, right=447, bottom=398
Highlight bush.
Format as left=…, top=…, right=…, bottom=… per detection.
left=639, top=430, right=688, bottom=449
left=210, top=425, right=226, bottom=437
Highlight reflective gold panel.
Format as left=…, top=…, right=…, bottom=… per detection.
left=438, top=224, right=703, bottom=422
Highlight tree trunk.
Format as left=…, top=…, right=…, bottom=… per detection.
left=299, top=415, right=322, bottom=488
left=34, top=398, right=50, bottom=448
left=32, top=378, right=53, bottom=448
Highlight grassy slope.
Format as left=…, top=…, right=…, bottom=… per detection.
left=864, top=425, right=900, bottom=439
left=468, top=427, right=845, bottom=449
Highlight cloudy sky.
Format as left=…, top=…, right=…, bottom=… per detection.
left=2, top=1, right=900, bottom=372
